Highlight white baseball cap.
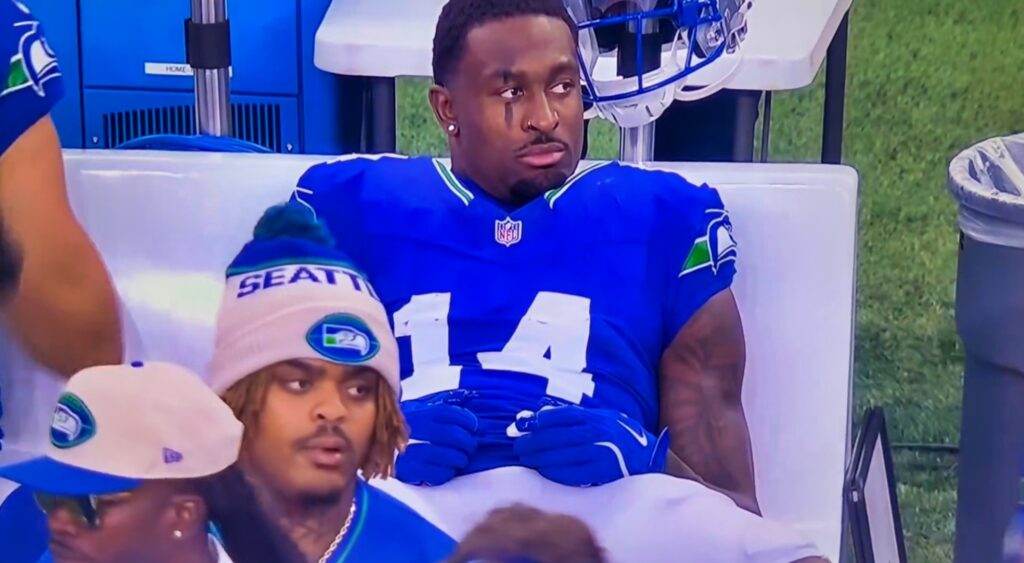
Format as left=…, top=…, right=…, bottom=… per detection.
left=0, top=361, right=243, bottom=495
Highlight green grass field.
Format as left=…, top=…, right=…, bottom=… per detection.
left=394, top=1, right=1023, bottom=560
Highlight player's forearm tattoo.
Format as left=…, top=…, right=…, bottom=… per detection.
left=659, top=290, right=760, bottom=514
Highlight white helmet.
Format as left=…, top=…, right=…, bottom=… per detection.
left=564, top=0, right=753, bottom=128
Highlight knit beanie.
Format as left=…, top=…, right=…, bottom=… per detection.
left=207, top=203, right=398, bottom=397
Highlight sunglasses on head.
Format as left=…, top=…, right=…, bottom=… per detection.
left=33, top=491, right=132, bottom=529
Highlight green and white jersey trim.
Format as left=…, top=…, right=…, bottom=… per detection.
left=544, top=161, right=610, bottom=208
left=430, top=159, right=611, bottom=207
left=432, top=159, right=474, bottom=205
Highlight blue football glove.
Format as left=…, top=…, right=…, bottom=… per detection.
left=395, top=390, right=479, bottom=486
left=509, top=400, right=670, bottom=487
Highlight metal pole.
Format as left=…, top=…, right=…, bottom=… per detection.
left=821, top=13, right=849, bottom=164
left=731, top=91, right=759, bottom=162
left=191, top=0, right=232, bottom=137
left=368, top=77, right=397, bottom=153
left=759, top=92, right=773, bottom=162
left=616, top=15, right=659, bottom=164
left=619, top=123, right=656, bottom=164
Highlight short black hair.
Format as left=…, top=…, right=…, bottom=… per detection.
left=432, top=0, right=579, bottom=86
left=446, top=503, right=607, bottom=563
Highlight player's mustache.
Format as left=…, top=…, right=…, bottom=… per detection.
left=518, top=134, right=568, bottom=152
left=294, top=424, right=353, bottom=451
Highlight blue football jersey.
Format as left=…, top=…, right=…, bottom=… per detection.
left=1, top=485, right=47, bottom=563
left=0, top=0, right=63, bottom=155
left=327, top=480, right=456, bottom=562
left=292, top=155, right=738, bottom=473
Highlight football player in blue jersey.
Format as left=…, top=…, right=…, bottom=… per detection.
left=0, top=0, right=121, bottom=377
left=289, top=1, right=828, bottom=561
left=203, top=204, right=456, bottom=563
left=0, top=0, right=122, bottom=502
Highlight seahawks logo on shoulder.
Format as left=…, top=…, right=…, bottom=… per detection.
left=2, top=19, right=61, bottom=98
left=679, top=210, right=738, bottom=277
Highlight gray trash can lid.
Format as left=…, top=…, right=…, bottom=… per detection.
left=949, top=132, right=1024, bottom=248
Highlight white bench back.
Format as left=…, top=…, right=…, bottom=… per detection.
left=27, top=150, right=856, bottom=560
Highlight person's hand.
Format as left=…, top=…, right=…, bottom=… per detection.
left=395, top=390, right=479, bottom=486
left=509, top=399, right=670, bottom=487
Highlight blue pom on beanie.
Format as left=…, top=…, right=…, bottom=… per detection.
left=251, top=202, right=335, bottom=246
left=226, top=202, right=359, bottom=278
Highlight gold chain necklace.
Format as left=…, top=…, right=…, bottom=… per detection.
left=317, top=496, right=357, bottom=563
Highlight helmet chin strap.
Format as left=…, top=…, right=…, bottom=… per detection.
left=674, top=18, right=745, bottom=102
left=674, top=50, right=743, bottom=101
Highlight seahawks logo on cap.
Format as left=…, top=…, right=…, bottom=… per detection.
left=50, top=393, right=97, bottom=449
left=306, top=313, right=380, bottom=364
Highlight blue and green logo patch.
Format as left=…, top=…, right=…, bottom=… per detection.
left=50, top=392, right=97, bottom=449
left=306, top=313, right=380, bottom=364
left=2, top=19, right=62, bottom=99
left=679, top=210, right=738, bottom=277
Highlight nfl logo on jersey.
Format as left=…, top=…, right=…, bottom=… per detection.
left=495, top=217, right=523, bottom=247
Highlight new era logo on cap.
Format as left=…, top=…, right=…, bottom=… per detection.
left=163, top=447, right=184, bottom=464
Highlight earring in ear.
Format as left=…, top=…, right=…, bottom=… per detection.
left=173, top=530, right=183, bottom=540
left=447, top=123, right=457, bottom=134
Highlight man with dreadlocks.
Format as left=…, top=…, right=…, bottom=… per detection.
left=290, top=1, right=829, bottom=561
left=203, top=203, right=456, bottom=563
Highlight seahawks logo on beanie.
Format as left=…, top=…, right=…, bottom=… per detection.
left=307, top=313, right=381, bottom=363
left=225, top=203, right=380, bottom=300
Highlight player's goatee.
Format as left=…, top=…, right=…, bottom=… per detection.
left=510, top=173, right=569, bottom=205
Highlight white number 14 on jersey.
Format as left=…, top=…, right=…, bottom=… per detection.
left=393, top=291, right=597, bottom=404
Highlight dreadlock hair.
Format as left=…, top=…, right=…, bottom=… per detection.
left=446, top=503, right=608, bottom=563
left=210, top=367, right=406, bottom=563
left=221, top=365, right=408, bottom=479
left=432, top=0, right=579, bottom=86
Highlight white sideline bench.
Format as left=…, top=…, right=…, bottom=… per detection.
left=6, top=150, right=858, bottom=561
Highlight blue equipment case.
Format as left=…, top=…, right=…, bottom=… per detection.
left=22, top=0, right=347, bottom=155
